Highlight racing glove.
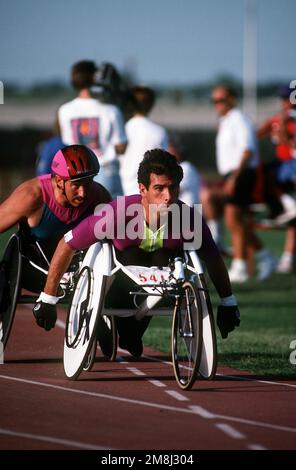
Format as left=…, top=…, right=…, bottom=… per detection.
left=33, top=292, right=59, bottom=331
left=217, top=295, right=240, bottom=339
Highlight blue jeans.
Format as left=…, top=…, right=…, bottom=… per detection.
left=277, top=160, right=296, bottom=183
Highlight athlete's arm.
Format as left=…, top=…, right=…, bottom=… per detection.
left=43, top=238, right=75, bottom=296
left=204, top=252, right=233, bottom=298
left=110, top=105, right=127, bottom=155
left=257, top=118, right=272, bottom=139
left=43, top=198, right=115, bottom=295
left=0, top=179, right=42, bottom=233
left=197, top=221, right=232, bottom=298
left=115, top=142, right=127, bottom=155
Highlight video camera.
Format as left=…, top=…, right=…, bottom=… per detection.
left=90, top=62, right=129, bottom=111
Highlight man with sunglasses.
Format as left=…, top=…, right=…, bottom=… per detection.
left=209, top=85, right=276, bottom=283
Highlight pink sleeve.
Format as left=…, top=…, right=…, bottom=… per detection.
left=65, top=215, right=98, bottom=250
left=64, top=200, right=118, bottom=250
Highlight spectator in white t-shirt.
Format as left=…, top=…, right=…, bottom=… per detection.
left=120, top=86, right=169, bottom=195
left=57, top=60, right=127, bottom=197
left=209, top=85, right=276, bottom=283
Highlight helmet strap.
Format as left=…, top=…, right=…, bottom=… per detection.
left=61, top=180, right=72, bottom=205
left=55, top=176, right=71, bottom=206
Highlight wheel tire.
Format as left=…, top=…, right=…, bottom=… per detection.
left=82, top=338, right=97, bottom=372
left=65, top=266, right=93, bottom=349
left=0, top=234, right=22, bottom=349
left=97, top=314, right=118, bottom=361
left=82, top=313, right=118, bottom=371
left=172, top=280, right=202, bottom=390
left=197, top=273, right=217, bottom=380
left=63, top=243, right=108, bottom=380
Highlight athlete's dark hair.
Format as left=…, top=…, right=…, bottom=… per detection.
left=71, top=60, right=97, bottom=91
left=137, top=149, right=183, bottom=189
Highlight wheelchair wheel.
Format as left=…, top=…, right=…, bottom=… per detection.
left=172, top=280, right=202, bottom=390
left=82, top=337, right=97, bottom=372
left=65, top=266, right=93, bottom=349
left=0, top=234, right=22, bottom=348
left=82, top=314, right=118, bottom=371
left=197, top=274, right=217, bottom=380
left=97, top=314, right=117, bottom=361
left=63, top=243, right=108, bottom=380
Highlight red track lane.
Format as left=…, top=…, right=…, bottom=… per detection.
left=0, top=302, right=295, bottom=451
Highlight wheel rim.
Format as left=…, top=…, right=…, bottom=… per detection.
left=172, top=281, right=202, bottom=390
left=97, top=314, right=117, bottom=361
left=82, top=338, right=97, bottom=371
left=65, top=266, right=93, bottom=349
left=63, top=242, right=108, bottom=380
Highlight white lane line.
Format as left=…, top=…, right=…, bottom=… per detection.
left=0, top=374, right=194, bottom=414
left=56, top=319, right=166, bottom=385
left=52, top=315, right=296, bottom=403
left=1, top=375, right=295, bottom=434
left=189, top=405, right=215, bottom=419
left=126, top=367, right=146, bottom=376
left=148, top=380, right=167, bottom=388
left=248, top=444, right=268, bottom=450
left=0, top=427, right=110, bottom=450
left=117, top=356, right=129, bottom=364
left=189, top=404, right=296, bottom=434
left=215, top=423, right=246, bottom=440
left=165, top=390, right=189, bottom=402
left=217, top=373, right=296, bottom=390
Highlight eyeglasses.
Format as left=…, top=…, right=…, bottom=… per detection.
left=211, top=97, right=227, bottom=105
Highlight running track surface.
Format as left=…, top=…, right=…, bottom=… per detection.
left=0, top=303, right=295, bottom=451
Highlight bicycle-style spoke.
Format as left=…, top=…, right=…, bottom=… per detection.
left=172, top=281, right=202, bottom=390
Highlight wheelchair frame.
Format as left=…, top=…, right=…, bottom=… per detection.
left=63, top=242, right=217, bottom=391
left=0, top=231, right=82, bottom=349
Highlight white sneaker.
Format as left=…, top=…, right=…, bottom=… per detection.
left=257, top=255, right=277, bottom=280
left=276, top=255, right=294, bottom=273
left=273, top=208, right=296, bottom=226
left=228, top=265, right=249, bottom=283
left=274, top=194, right=296, bottom=225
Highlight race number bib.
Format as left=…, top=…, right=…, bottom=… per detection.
left=126, top=266, right=170, bottom=285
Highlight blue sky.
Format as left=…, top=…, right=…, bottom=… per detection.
left=0, top=0, right=294, bottom=86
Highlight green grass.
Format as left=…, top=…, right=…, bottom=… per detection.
left=143, top=229, right=296, bottom=378
left=1, top=228, right=295, bottom=378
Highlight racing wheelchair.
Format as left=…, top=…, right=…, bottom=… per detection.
left=0, top=229, right=82, bottom=349
left=64, top=241, right=217, bottom=391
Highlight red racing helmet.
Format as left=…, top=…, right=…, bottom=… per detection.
left=51, top=145, right=100, bottom=181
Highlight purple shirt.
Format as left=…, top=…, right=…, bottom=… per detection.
left=65, top=195, right=219, bottom=260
